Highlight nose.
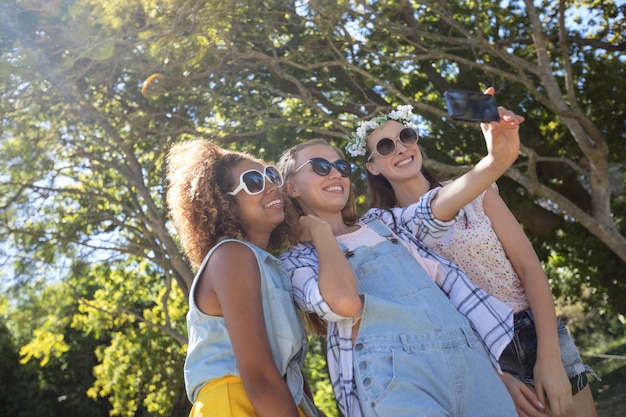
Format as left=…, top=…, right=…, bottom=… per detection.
left=264, top=177, right=279, bottom=193
left=395, top=139, right=409, bottom=153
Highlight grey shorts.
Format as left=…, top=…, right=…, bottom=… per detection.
left=499, top=309, right=597, bottom=394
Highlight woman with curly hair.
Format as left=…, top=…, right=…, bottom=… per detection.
left=166, top=139, right=318, bottom=417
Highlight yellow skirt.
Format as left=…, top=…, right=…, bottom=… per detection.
left=189, top=375, right=307, bottom=417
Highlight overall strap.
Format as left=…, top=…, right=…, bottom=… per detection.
left=359, top=216, right=399, bottom=242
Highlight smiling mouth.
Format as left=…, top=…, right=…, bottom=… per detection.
left=264, top=198, right=282, bottom=208
left=323, top=185, right=343, bottom=192
left=395, top=155, right=414, bottom=167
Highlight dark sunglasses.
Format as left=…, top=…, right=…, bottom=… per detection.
left=367, top=127, right=419, bottom=161
left=228, top=165, right=284, bottom=196
left=293, top=157, right=352, bottom=177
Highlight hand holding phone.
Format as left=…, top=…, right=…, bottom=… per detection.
left=444, top=89, right=500, bottom=123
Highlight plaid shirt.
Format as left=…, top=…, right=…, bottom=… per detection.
left=279, top=188, right=513, bottom=417
left=362, top=210, right=515, bottom=367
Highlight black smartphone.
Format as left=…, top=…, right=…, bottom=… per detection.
left=444, top=89, right=500, bottom=123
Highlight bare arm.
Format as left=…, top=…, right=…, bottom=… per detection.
left=432, top=87, right=524, bottom=221
left=298, top=215, right=362, bottom=318
left=203, top=242, right=302, bottom=417
left=484, top=187, right=572, bottom=417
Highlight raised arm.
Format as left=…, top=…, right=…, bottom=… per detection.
left=432, top=87, right=524, bottom=221
left=368, top=187, right=458, bottom=245
left=297, top=215, right=362, bottom=318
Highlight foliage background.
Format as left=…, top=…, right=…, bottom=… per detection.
left=0, top=0, right=625, bottom=416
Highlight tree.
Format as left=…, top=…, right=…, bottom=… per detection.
left=1, top=290, right=112, bottom=417
left=0, top=300, right=47, bottom=417
left=1, top=0, right=624, bottom=415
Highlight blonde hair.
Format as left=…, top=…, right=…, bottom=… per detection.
left=277, top=139, right=358, bottom=337
left=166, top=139, right=297, bottom=270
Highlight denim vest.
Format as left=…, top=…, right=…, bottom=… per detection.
left=341, top=219, right=517, bottom=416
left=184, top=238, right=316, bottom=415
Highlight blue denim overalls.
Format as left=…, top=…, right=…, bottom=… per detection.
left=343, top=218, right=517, bottom=417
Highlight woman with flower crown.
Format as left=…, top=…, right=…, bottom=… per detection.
left=276, top=98, right=523, bottom=417
left=355, top=89, right=597, bottom=417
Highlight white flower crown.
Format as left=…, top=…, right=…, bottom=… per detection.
left=344, top=104, right=418, bottom=157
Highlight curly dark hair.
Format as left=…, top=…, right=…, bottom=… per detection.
left=166, top=139, right=298, bottom=271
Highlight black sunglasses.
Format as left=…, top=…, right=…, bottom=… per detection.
left=228, top=165, right=284, bottom=196
left=293, top=157, right=352, bottom=177
left=367, top=127, right=419, bottom=161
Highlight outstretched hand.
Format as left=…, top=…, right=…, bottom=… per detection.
left=480, top=86, right=523, bottom=167
left=431, top=87, right=524, bottom=221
